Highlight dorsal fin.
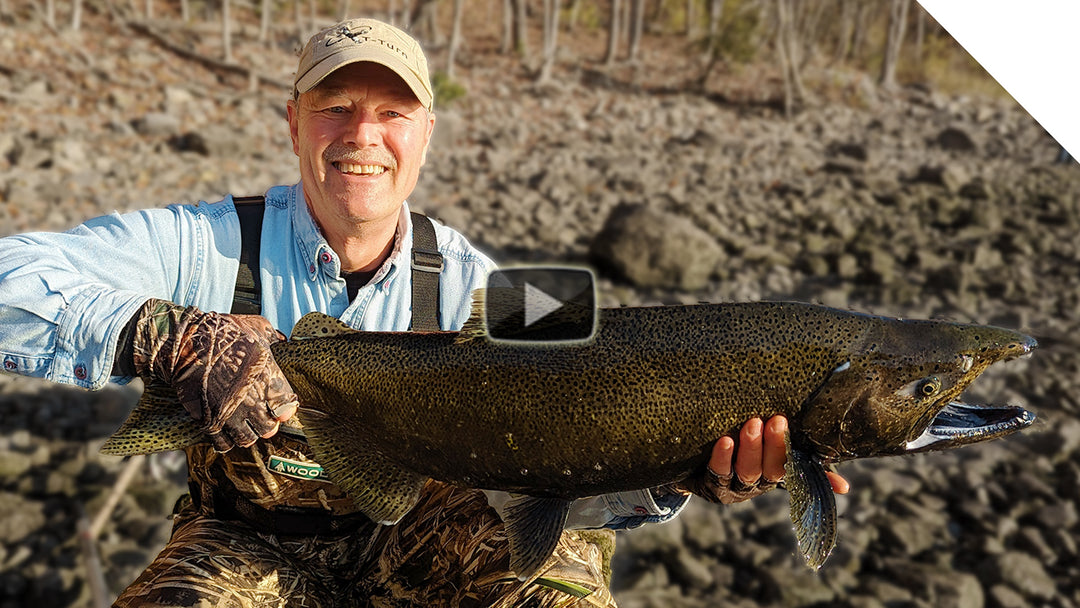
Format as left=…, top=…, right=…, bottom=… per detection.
left=291, top=312, right=358, bottom=339
left=454, top=288, right=488, bottom=344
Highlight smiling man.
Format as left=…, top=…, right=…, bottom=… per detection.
left=0, top=18, right=843, bottom=607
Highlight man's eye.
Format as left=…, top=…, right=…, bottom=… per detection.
left=385, top=110, right=402, bottom=118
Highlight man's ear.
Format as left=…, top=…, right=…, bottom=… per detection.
left=420, top=111, right=436, bottom=166
left=286, top=99, right=301, bottom=157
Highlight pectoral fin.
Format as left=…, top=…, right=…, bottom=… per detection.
left=101, top=382, right=203, bottom=455
left=784, top=445, right=837, bottom=570
left=298, top=408, right=427, bottom=525
left=502, top=495, right=574, bottom=580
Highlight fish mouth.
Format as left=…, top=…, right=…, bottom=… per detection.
left=903, top=401, right=1036, bottom=453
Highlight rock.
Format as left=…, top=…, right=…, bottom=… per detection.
left=132, top=112, right=182, bottom=137
left=0, top=494, right=46, bottom=544
left=590, top=203, right=724, bottom=291
left=936, top=127, right=978, bottom=152
left=979, top=552, right=1056, bottom=601
left=987, top=584, right=1028, bottom=608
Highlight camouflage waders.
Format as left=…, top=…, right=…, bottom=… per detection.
left=113, top=434, right=617, bottom=607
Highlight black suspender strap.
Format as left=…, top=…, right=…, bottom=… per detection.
left=231, top=196, right=266, bottom=315
left=230, top=199, right=442, bottom=330
left=409, top=211, right=443, bottom=331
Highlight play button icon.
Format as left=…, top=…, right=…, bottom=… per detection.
left=524, top=282, right=565, bottom=327
left=485, top=267, right=596, bottom=343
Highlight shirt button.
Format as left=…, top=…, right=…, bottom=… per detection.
left=309, top=264, right=316, bottom=274
left=74, top=364, right=88, bottom=380
left=320, top=251, right=333, bottom=264
left=3, top=359, right=16, bottom=371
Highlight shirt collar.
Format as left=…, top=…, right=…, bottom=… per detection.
left=289, top=183, right=412, bottom=285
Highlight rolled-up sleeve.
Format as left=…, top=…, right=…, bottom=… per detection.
left=0, top=202, right=242, bottom=389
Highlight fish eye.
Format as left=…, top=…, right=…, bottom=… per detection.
left=919, top=377, right=942, bottom=397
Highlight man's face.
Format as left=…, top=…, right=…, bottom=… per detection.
left=287, top=62, right=435, bottom=231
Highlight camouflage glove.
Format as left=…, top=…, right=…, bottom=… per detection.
left=126, top=299, right=299, bottom=452
left=667, top=469, right=779, bottom=505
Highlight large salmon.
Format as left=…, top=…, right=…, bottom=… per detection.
left=102, top=296, right=1036, bottom=577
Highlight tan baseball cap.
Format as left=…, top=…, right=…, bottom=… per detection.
left=294, top=18, right=433, bottom=110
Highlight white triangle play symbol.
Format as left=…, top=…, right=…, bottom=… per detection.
left=524, top=282, right=564, bottom=327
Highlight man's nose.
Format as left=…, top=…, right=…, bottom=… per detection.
left=343, top=112, right=381, bottom=147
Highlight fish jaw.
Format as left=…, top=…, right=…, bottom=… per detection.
left=903, top=401, right=1036, bottom=453
left=797, top=323, right=1037, bottom=463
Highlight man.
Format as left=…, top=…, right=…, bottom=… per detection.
left=0, top=18, right=845, bottom=606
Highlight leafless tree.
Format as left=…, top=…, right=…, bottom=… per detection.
left=913, top=2, right=927, bottom=66
left=604, top=0, right=620, bottom=65
left=223, top=0, right=233, bottom=62
left=71, top=0, right=83, bottom=29
left=44, top=0, right=55, bottom=27
left=879, top=0, right=910, bottom=89
left=259, top=0, right=271, bottom=41
left=447, top=0, right=465, bottom=77
left=514, top=0, right=528, bottom=57
left=775, top=0, right=808, bottom=117
left=536, top=0, right=560, bottom=82
left=145, top=0, right=152, bottom=19
left=500, top=0, right=528, bottom=56
left=626, top=0, right=644, bottom=61
left=180, top=0, right=189, bottom=21
left=708, top=0, right=723, bottom=37
left=684, top=0, right=694, bottom=37
left=567, top=0, right=582, bottom=32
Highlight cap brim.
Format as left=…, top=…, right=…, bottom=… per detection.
left=295, top=52, right=432, bottom=110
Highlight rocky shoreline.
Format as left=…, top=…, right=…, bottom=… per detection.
left=2, top=15, right=1079, bottom=608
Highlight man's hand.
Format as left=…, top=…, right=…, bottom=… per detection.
left=677, top=415, right=849, bottom=504
left=126, top=299, right=299, bottom=452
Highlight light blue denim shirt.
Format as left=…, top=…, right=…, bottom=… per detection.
left=0, top=181, right=688, bottom=528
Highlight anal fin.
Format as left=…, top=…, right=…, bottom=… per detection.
left=784, top=445, right=838, bottom=570
left=100, top=382, right=203, bottom=455
left=502, top=495, right=573, bottom=580
left=299, top=408, right=427, bottom=525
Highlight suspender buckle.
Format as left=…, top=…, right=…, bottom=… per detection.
left=411, top=249, right=444, bottom=273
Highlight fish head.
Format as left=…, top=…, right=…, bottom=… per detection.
left=794, top=319, right=1037, bottom=462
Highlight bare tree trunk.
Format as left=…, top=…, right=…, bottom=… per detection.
left=447, top=0, right=465, bottom=77
left=180, top=0, right=189, bottom=21
left=913, top=2, right=926, bottom=66
left=879, top=0, right=909, bottom=89
left=604, top=0, right=620, bottom=65
left=500, top=0, right=512, bottom=53
left=627, top=0, right=644, bottom=61
left=45, top=0, right=55, bottom=27
left=309, top=0, right=317, bottom=34
left=71, top=0, right=83, bottom=30
left=708, top=0, right=723, bottom=37
left=514, top=0, right=528, bottom=57
left=145, top=0, right=151, bottom=19
left=339, top=0, right=352, bottom=20
left=259, top=0, right=271, bottom=41
left=295, top=0, right=304, bottom=45
left=400, top=0, right=413, bottom=28
left=567, top=0, right=580, bottom=32
left=411, top=0, right=441, bottom=45
left=536, top=0, right=559, bottom=82
left=775, top=0, right=807, bottom=117
left=223, top=0, right=233, bottom=62
left=849, top=0, right=870, bottom=63
left=684, top=0, right=694, bottom=37
left=831, top=0, right=854, bottom=65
